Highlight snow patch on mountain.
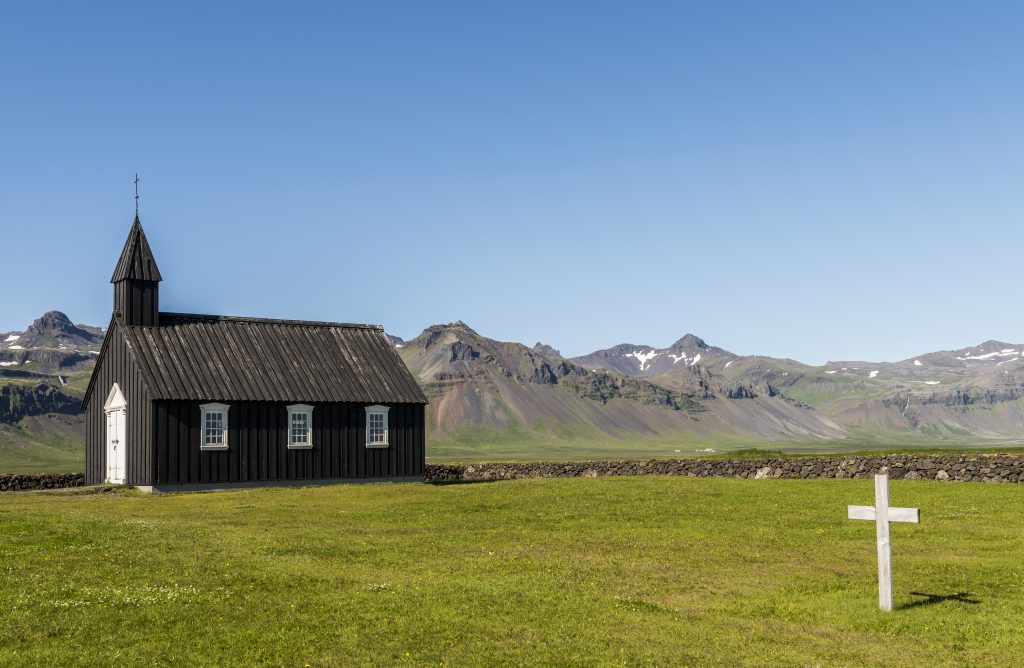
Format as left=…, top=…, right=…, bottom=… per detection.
left=624, top=349, right=660, bottom=371
left=4, top=334, right=20, bottom=343
left=668, top=353, right=702, bottom=366
left=957, top=350, right=1019, bottom=361
left=914, top=360, right=922, bottom=366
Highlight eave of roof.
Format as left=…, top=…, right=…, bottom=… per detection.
left=159, top=312, right=384, bottom=331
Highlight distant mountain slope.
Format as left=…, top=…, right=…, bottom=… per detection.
left=398, top=322, right=845, bottom=449
left=576, top=334, right=1024, bottom=443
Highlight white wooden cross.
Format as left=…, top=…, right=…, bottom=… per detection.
left=847, top=472, right=920, bottom=611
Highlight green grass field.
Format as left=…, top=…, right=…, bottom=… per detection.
left=2, top=476, right=1022, bottom=666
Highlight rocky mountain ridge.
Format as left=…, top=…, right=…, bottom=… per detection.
left=397, top=321, right=845, bottom=445
left=1, top=310, right=104, bottom=372
left=406, top=321, right=705, bottom=412
left=571, top=334, right=737, bottom=377
left=571, top=332, right=1024, bottom=444
left=0, top=384, right=81, bottom=423
left=574, top=334, right=1024, bottom=404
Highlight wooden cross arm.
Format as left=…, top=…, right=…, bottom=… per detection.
left=848, top=505, right=920, bottom=523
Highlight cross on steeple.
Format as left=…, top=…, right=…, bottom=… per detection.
left=134, top=174, right=140, bottom=214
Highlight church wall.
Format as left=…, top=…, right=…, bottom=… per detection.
left=151, top=401, right=425, bottom=484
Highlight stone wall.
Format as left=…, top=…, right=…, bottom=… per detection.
left=5, top=455, right=1023, bottom=491
left=425, top=454, right=1024, bottom=484
left=0, top=473, right=85, bottom=492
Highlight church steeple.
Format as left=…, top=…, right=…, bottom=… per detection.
left=112, top=214, right=161, bottom=326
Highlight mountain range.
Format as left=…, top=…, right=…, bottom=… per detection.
left=569, top=335, right=1024, bottom=441
left=1, top=310, right=1022, bottom=470
left=395, top=324, right=1023, bottom=453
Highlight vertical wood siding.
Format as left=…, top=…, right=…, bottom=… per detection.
left=153, top=402, right=424, bottom=485
left=114, top=280, right=159, bottom=327
left=83, top=324, right=153, bottom=486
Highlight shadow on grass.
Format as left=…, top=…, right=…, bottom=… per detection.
left=897, top=591, right=981, bottom=610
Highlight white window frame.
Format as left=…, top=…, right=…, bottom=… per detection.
left=200, top=403, right=230, bottom=451
left=286, top=404, right=314, bottom=449
left=365, top=405, right=390, bottom=448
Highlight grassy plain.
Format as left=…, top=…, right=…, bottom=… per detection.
left=2, top=476, right=1022, bottom=666
left=423, top=432, right=1024, bottom=463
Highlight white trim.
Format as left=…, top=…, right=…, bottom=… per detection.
left=200, top=403, right=230, bottom=451
left=103, top=383, right=127, bottom=412
left=365, top=405, right=390, bottom=448
left=105, top=385, right=127, bottom=484
left=286, top=404, right=314, bottom=449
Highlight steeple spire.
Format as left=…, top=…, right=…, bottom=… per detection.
left=111, top=215, right=161, bottom=326
left=111, top=215, right=162, bottom=283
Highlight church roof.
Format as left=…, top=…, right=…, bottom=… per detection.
left=111, top=312, right=427, bottom=404
left=111, top=215, right=162, bottom=282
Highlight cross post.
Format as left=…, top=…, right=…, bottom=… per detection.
left=847, top=472, right=920, bottom=611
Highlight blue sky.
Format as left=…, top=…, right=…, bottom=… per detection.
left=1, top=2, right=1021, bottom=364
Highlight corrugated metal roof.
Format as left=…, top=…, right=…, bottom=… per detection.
left=111, top=215, right=163, bottom=282
left=119, top=312, right=427, bottom=404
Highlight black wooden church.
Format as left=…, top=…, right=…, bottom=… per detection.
left=82, top=216, right=427, bottom=490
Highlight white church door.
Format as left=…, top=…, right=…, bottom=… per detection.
left=104, top=384, right=128, bottom=484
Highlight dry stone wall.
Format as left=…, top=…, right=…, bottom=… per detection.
left=0, top=473, right=84, bottom=491
left=4, top=455, right=1024, bottom=491
left=425, top=454, right=1024, bottom=484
